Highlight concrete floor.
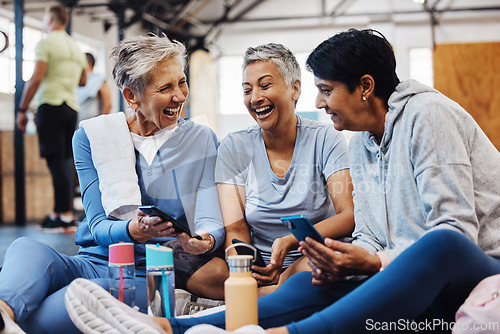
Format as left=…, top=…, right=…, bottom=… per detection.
left=0, top=224, right=80, bottom=267
left=0, top=196, right=85, bottom=266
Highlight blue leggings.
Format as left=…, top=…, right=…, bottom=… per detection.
left=169, top=230, right=500, bottom=334
left=0, top=237, right=149, bottom=334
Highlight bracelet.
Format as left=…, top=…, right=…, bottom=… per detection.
left=204, top=234, right=214, bottom=254
left=17, top=108, right=27, bottom=113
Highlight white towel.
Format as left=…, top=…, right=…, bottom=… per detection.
left=80, top=113, right=140, bottom=220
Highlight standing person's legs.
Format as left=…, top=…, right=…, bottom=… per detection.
left=285, top=230, right=500, bottom=334
left=37, top=103, right=77, bottom=223
left=45, top=155, right=74, bottom=213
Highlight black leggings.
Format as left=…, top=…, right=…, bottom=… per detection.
left=46, top=155, right=74, bottom=213
left=36, top=103, right=77, bottom=213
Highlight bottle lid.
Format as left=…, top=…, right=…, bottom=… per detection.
left=109, top=242, right=135, bottom=266
left=146, top=244, right=174, bottom=269
left=227, top=255, right=253, bottom=272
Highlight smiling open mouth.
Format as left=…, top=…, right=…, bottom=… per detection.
left=255, top=105, right=274, bottom=118
left=163, top=106, right=181, bottom=117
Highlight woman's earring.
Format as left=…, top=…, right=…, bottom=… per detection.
left=362, top=96, right=367, bottom=101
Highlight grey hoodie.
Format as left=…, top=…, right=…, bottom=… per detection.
left=350, top=79, right=500, bottom=261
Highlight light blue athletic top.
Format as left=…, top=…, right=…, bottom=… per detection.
left=215, top=115, right=349, bottom=267
left=73, top=117, right=224, bottom=269
left=77, top=72, right=106, bottom=122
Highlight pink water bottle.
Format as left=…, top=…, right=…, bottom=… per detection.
left=109, top=242, right=135, bottom=307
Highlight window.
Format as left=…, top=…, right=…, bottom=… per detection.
left=0, top=16, right=12, bottom=93
left=217, top=52, right=321, bottom=119
left=0, top=17, right=43, bottom=94
left=217, top=56, right=246, bottom=115
left=0, top=14, right=103, bottom=95
left=295, top=52, right=320, bottom=121
left=409, top=47, right=433, bottom=87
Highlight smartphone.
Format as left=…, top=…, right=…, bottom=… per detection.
left=138, top=205, right=202, bottom=240
left=232, top=238, right=266, bottom=267
left=280, top=215, right=324, bottom=244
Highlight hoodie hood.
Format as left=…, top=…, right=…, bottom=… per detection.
left=363, top=79, right=439, bottom=152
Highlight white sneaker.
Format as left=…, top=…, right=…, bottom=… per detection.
left=175, top=289, right=192, bottom=317
left=175, top=289, right=225, bottom=317
left=0, top=307, right=26, bottom=334
left=148, top=290, right=163, bottom=316
left=234, top=326, right=266, bottom=334
left=185, top=324, right=266, bottom=334
left=65, top=278, right=166, bottom=334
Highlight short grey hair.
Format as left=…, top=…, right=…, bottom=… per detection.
left=243, top=43, right=301, bottom=86
left=110, top=34, right=187, bottom=95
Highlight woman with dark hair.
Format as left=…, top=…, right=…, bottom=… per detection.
left=65, top=29, right=500, bottom=334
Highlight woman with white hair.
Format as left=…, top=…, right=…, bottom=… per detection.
left=0, top=34, right=227, bottom=334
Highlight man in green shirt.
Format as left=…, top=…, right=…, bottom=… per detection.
left=17, top=4, right=87, bottom=232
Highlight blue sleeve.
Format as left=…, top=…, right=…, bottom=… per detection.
left=193, top=129, right=225, bottom=251
left=321, top=126, right=350, bottom=179
left=73, top=127, right=133, bottom=247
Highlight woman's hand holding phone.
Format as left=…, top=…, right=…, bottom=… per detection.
left=253, top=237, right=290, bottom=286
left=128, top=210, right=177, bottom=243
left=299, top=237, right=381, bottom=285
left=138, top=205, right=202, bottom=240
left=177, top=231, right=215, bottom=255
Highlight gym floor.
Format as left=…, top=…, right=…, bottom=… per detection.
left=0, top=224, right=80, bottom=267
left=0, top=197, right=83, bottom=266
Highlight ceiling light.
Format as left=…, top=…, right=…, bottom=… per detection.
left=413, top=0, right=426, bottom=4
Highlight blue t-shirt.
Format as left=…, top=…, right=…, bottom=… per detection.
left=215, top=116, right=349, bottom=267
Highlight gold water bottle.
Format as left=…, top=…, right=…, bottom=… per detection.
left=224, top=245, right=258, bottom=330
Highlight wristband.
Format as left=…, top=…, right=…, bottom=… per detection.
left=204, top=234, right=214, bottom=253
left=17, top=108, right=27, bottom=113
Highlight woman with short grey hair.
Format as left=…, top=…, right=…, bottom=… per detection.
left=243, top=43, right=301, bottom=87
left=111, top=35, right=187, bottom=94
left=0, top=34, right=227, bottom=333
left=216, top=42, right=354, bottom=294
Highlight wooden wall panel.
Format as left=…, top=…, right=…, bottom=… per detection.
left=433, top=42, right=500, bottom=150
left=0, top=131, right=54, bottom=224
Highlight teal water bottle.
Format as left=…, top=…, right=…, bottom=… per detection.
left=146, top=244, right=175, bottom=317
